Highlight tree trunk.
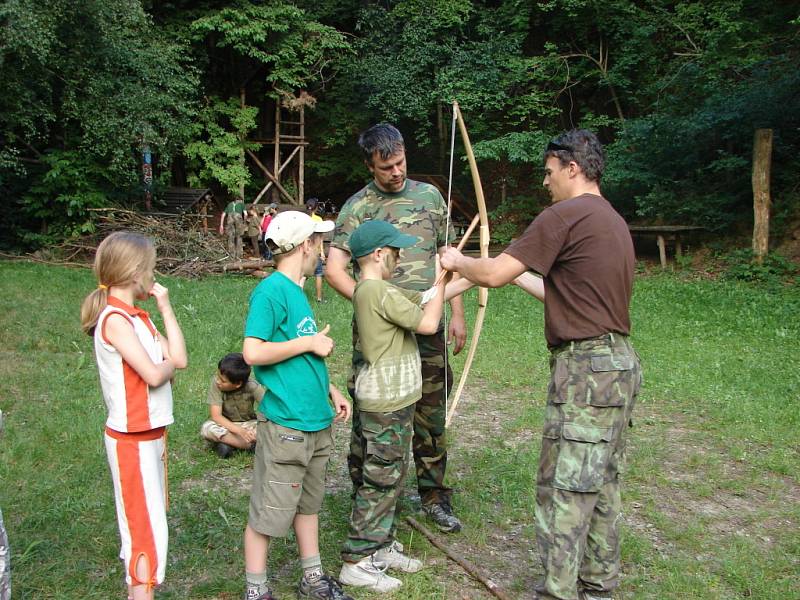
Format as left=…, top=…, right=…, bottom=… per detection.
left=752, top=128, right=773, bottom=265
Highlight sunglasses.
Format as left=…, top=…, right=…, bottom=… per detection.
left=546, top=141, right=574, bottom=153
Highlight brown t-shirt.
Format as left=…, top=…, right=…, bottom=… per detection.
left=505, top=193, right=634, bottom=348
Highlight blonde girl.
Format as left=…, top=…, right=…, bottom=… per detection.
left=80, top=232, right=187, bottom=600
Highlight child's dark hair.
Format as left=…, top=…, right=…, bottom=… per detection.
left=218, top=352, right=250, bottom=385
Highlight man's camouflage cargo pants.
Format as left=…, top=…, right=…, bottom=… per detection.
left=535, top=333, right=641, bottom=600
left=348, top=328, right=453, bottom=507
left=341, top=404, right=414, bottom=562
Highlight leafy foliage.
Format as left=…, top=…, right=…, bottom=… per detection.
left=1, top=0, right=798, bottom=247
left=0, top=0, right=198, bottom=248
left=183, top=98, right=259, bottom=196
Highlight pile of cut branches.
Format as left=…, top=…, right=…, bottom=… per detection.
left=11, top=208, right=272, bottom=278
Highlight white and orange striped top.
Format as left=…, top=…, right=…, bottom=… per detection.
left=94, top=296, right=174, bottom=433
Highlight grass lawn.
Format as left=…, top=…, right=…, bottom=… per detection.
left=0, top=261, right=798, bottom=599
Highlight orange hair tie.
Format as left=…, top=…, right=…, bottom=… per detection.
left=97, top=284, right=108, bottom=291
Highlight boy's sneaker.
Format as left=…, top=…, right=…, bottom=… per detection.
left=243, top=586, right=277, bottom=600
left=216, top=442, right=235, bottom=458
left=373, top=540, right=423, bottom=573
left=338, top=556, right=402, bottom=592
left=297, top=573, right=354, bottom=599
left=579, top=592, right=613, bottom=600
left=421, top=501, right=462, bottom=533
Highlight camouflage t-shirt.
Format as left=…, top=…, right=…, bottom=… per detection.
left=206, top=376, right=264, bottom=422
left=333, top=180, right=455, bottom=292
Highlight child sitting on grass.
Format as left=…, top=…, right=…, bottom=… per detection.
left=338, top=219, right=472, bottom=593
left=200, top=352, right=264, bottom=458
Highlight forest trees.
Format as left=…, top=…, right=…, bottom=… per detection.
left=1, top=0, right=798, bottom=249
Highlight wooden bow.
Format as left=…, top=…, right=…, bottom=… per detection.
left=445, top=101, right=489, bottom=427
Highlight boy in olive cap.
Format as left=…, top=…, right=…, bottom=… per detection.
left=338, top=220, right=472, bottom=592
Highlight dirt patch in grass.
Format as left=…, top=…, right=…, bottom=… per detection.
left=177, top=385, right=799, bottom=599
left=629, top=404, right=800, bottom=561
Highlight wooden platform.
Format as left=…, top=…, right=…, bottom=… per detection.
left=628, top=225, right=704, bottom=267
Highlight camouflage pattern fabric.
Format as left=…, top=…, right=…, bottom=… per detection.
left=226, top=213, right=245, bottom=260
left=535, top=334, right=641, bottom=600
left=332, top=180, right=454, bottom=292
left=336, top=180, right=456, bottom=506
left=0, top=508, right=9, bottom=600
left=347, top=328, right=454, bottom=506
left=341, top=404, right=414, bottom=562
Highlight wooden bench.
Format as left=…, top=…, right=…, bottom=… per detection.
left=628, top=225, right=704, bottom=267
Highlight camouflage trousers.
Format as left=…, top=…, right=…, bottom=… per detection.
left=226, top=214, right=245, bottom=260
left=0, top=508, right=9, bottom=600
left=535, top=334, right=641, bottom=600
left=348, top=329, right=453, bottom=506
left=341, top=404, right=414, bottom=562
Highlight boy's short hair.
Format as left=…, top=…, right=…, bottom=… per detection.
left=218, top=353, right=250, bottom=385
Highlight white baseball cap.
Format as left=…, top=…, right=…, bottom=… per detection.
left=265, top=210, right=334, bottom=255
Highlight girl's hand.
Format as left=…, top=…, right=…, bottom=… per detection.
left=149, top=282, right=171, bottom=311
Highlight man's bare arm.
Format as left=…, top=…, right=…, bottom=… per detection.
left=440, top=249, right=527, bottom=288
left=325, top=246, right=356, bottom=300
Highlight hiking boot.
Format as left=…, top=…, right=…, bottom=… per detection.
left=297, top=573, right=354, bottom=599
left=421, top=501, right=462, bottom=533
left=338, top=555, right=402, bottom=592
left=243, top=586, right=277, bottom=600
left=373, top=540, right=423, bottom=573
left=216, top=442, right=235, bottom=458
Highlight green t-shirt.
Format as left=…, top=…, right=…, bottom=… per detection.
left=352, top=279, right=424, bottom=412
left=206, top=376, right=264, bottom=422
left=244, top=271, right=334, bottom=431
left=225, top=201, right=245, bottom=216
left=333, top=180, right=454, bottom=292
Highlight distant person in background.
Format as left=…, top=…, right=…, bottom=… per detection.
left=199, top=192, right=213, bottom=234
left=260, top=203, right=278, bottom=260
left=247, top=205, right=263, bottom=257
left=220, top=198, right=248, bottom=260
left=306, top=198, right=327, bottom=303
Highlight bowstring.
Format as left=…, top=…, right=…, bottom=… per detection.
left=443, top=104, right=457, bottom=417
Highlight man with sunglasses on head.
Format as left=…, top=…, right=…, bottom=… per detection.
left=441, top=129, right=642, bottom=600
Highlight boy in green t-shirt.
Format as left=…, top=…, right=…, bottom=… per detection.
left=200, top=352, right=264, bottom=458
left=338, top=220, right=473, bottom=593
left=242, top=211, right=353, bottom=600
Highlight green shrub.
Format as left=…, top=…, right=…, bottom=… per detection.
left=722, top=249, right=797, bottom=284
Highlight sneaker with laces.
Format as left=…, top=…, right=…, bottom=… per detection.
left=297, top=573, right=354, bottom=599
left=421, top=501, right=462, bottom=533
left=579, top=592, right=613, bottom=600
left=243, top=586, right=276, bottom=600
left=338, top=555, right=402, bottom=592
left=373, top=540, right=422, bottom=573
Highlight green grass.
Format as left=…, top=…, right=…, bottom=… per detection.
left=0, top=262, right=798, bottom=599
